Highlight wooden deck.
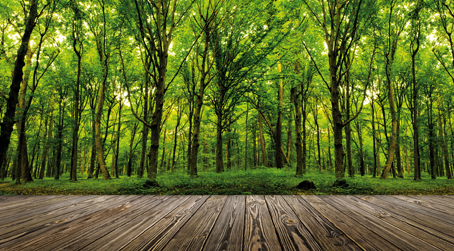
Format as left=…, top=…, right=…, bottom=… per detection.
left=0, top=195, right=453, bottom=250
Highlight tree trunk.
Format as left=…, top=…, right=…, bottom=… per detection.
left=70, top=48, right=82, bottom=182
left=0, top=0, right=38, bottom=173
left=87, top=109, right=96, bottom=179
left=292, top=87, right=303, bottom=176
left=356, top=122, right=365, bottom=176
left=147, top=62, right=167, bottom=179
left=127, top=123, right=138, bottom=177
left=396, top=118, right=404, bottom=178
left=215, top=114, right=224, bottom=173
left=314, top=104, right=322, bottom=173
left=372, top=99, right=377, bottom=177
left=40, top=96, right=54, bottom=179
left=381, top=72, right=398, bottom=179
left=138, top=67, right=150, bottom=178
left=258, top=112, right=268, bottom=167
left=442, top=112, right=452, bottom=179
left=245, top=103, right=248, bottom=171
left=160, top=128, right=167, bottom=170
left=94, top=77, right=110, bottom=179
left=275, top=61, right=284, bottom=169
left=429, top=108, right=436, bottom=179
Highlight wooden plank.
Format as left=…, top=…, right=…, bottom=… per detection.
left=244, top=195, right=282, bottom=251
left=0, top=196, right=96, bottom=223
left=369, top=195, right=454, bottom=225
left=0, top=195, right=63, bottom=211
left=0, top=195, right=127, bottom=241
left=203, top=195, right=245, bottom=251
left=408, top=195, right=454, bottom=209
left=301, top=195, right=398, bottom=250
left=265, top=195, right=319, bottom=251
left=81, top=196, right=189, bottom=251
left=340, top=195, right=454, bottom=250
left=1, top=195, right=146, bottom=251
left=357, top=195, right=454, bottom=239
left=44, top=196, right=181, bottom=251
left=283, top=195, right=361, bottom=251
left=393, top=195, right=454, bottom=216
left=162, top=195, right=227, bottom=251
left=121, top=195, right=209, bottom=251
left=321, top=196, right=439, bottom=250
left=0, top=195, right=37, bottom=205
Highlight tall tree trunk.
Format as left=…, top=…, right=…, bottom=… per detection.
left=245, top=103, right=248, bottom=171
left=172, top=117, right=180, bottom=172
left=95, top=76, right=110, bottom=179
left=428, top=105, right=436, bottom=179
left=292, top=87, right=303, bottom=176
left=275, top=60, right=284, bottom=169
left=356, top=121, right=365, bottom=176
left=302, top=102, right=308, bottom=174
left=381, top=69, right=398, bottom=179
left=286, top=118, right=292, bottom=162
left=226, top=125, right=231, bottom=170
left=148, top=63, right=167, bottom=179
left=215, top=114, right=224, bottom=173
left=258, top=112, right=268, bottom=167
left=442, top=112, right=452, bottom=179
left=70, top=47, right=82, bottom=182
left=138, top=65, right=150, bottom=178
left=115, top=103, right=122, bottom=178
left=0, top=0, right=38, bottom=174
left=127, top=123, right=138, bottom=177
left=372, top=99, right=377, bottom=177
left=87, top=109, right=96, bottom=178
left=328, top=127, right=333, bottom=171
left=40, top=96, right=54, bottom=179
left=160, top=128, right=167, bottom=170
left=314, top=104, right=321, bottom=173
left=396, top=118, right=404, bottom=178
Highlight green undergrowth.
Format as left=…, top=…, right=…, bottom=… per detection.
left=0, top=168, right=453, bottom=195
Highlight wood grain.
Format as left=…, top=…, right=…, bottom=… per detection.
left=265, top=195, right=319, bottom=251
left=341, top=195, right=454, bottom=250
left=83, top=196, right=189, bottom=251
left=121, top=195, right=209, bottom=251
left=203, top=195, right=245, bottom=251
left=283, top=195, right=360, bottom=251
left=357, top=195, right=454, bottom=239
left=244, top=195, right=282, bottom=251
left=301, top=195, right=399, bottom=250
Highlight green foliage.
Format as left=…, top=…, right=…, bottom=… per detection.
left=1, top=169, right=453, bottom=195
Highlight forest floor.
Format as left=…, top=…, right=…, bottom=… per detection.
left=1, top=167, right=453, bottom=195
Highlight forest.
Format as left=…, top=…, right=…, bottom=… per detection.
left=0, top=0, right=454, bottom=195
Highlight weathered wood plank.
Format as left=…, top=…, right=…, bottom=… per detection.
left=203, top=195, right=245, bottom=251
left=321, top=196, right=440, bottom=250
left=265, top=195, right=319, bottom=251
left=283, top=195, right=361, bottom=251
left=357, top=195, right=454, bottom=239
left=244, top=195, right=282, bottom=251
left=82, top=196, right=189, bottom=251
left=50, top=196, right=182, bottom=251
left=301, top=195, right=398, bottom=250
left=0, top=195, right=63, bottom=211
left=0, top=195, right=128, bottom=241
left=121, top=195, right=209, bottom=251
left=340, top=195, right=454, bottom=250
left=1, top=195, right=146, bottom=251
left=408, top=195, right=454, bottom=209
left=375, top=195, right=454, bottom=223
left=162, top=195, right=227, bottom=251
left=0, top=195, right=38, bottom=205
left=393, top=195, right=454, bottom=216
left=0, top=196, right=96, bottom=223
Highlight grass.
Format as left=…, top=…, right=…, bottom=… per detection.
left=1, top=167, right=454, bottom=195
